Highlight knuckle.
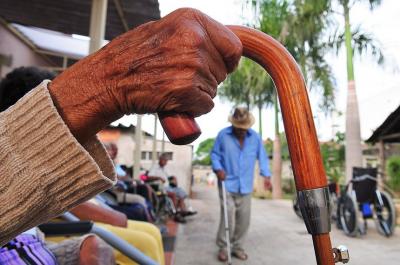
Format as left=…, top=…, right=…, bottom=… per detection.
left=190, top=31, right=207, bottom=49
left=226, top=44, right=243, bottom=63
left=232, top=44, right=243, bottom=59
left=177, top=7, right=203, bottom=19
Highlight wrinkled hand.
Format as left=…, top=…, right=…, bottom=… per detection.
left=264, top=177, right=272, bottom=190
left=49, top=8, right=242, bottom=143
left=216, top=170, right=226, bottom=181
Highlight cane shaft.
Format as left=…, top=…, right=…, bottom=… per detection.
left=313, top=234, right=335, bottom=265
left=158, top=26, right=334, bottom=264
left=221, top=181, right=232, bottom=265
left=227, top=25, right=334, bottom=265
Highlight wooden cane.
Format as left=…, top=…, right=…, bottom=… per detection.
left=159, top=26, right=336, bottom=265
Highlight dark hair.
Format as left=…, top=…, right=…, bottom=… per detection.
left=159, top=153, right=168, bottom=160
left=0, top=67, right=56, bottom=112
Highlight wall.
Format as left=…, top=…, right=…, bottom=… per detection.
left=99, top=129, right=194, bottom=193
left=0, top=24, right=52, bottom=77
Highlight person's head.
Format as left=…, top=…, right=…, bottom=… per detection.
left=228, top=107, right=254, bottom=139
left=0, top=66, right=56, bottom=112
left=158, top=153, right=168, bottom=167
left=168, top=175, right=177, bottom=187
left=104, top=142, right=118, bottom=160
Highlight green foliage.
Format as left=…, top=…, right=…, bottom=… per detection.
left=386, top=156, right=400, bottom=192
left=328, top=25, right=385, bottom=65
left=219, top=57, right=274, bottom=110
left=264, top=132, right=290, bottom=160
left=320, top=132, right=345, bottom=183
left=257, top=0, right=336, bottom=114
left=193, top=138, right=215, bottom=165
left=264, top=138, right=273, bottom=155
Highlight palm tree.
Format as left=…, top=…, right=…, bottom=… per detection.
left=219, top=57, right=273, bottom=138
left=257, top=0, right=336, bottom=198
left=334, top=0, right=384, bottom=182
left=222, top=0, right=337, bottom=198
left=256, top=0, right=290, bottom=199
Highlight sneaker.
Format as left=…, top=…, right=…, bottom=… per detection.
left=181, top=210, right=197, bottom=217
left=174, top=214, right=186, bottom=224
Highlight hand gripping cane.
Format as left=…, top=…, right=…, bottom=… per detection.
left=159, top=26, right=349, bottom=265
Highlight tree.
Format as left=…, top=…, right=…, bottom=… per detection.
left=257, top=0, right=337, bottom=198
left=329, top=0, right=385, bottom=182
left=258, top=0, right=336, bottom=113
left=386, top=156, right=400, bottom=193
left=193, top=138, right=215, bottom=165
left=320, top=132, right=345, bottom=183
left=219, top=57, right=273, bottom=137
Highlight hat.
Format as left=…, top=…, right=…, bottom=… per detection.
left=228, top=107, right=255, bottom=129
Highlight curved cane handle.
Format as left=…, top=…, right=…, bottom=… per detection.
left=159, top=25, right=335, bottom=265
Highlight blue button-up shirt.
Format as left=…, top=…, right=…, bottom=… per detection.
left=211, top=126, right=271, bottom=194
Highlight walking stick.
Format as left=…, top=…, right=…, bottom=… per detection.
left=221, top=181, right=233, bottom=265
left=159, top=26, right=349, bottom=264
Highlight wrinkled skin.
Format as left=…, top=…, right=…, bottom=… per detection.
left=79, top=235, right=115, bottom=265
left=49, top=8, right=242, bottom=143
left=215, top=170, right=226, bottom=181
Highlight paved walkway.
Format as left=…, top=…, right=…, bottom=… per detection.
left=174, top=184, right=400, bottom=265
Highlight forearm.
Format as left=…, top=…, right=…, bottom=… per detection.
left=0, top=82, right=116, bottom=246
left=71, top=202, right=128, bottom=228
left=146, top=176, right=164, bottom=182
left=258, top=140, right=271, bottom=177
left=211, top=152, right=223, bottom=171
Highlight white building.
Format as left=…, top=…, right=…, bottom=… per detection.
left=98, top=123, right=194, bottom=193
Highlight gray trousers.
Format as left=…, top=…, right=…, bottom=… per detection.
left=216, top=184, right=252, bottom=252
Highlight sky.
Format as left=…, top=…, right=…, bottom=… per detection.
left=116, top=0, right=400, bottom=150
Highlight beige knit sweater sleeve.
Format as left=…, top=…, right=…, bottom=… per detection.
left=0, top=80, right=116, bottom=246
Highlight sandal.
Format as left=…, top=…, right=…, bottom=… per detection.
left=218, top=249, right=228, bottom=262
left=232, top=249, right=248, bottom=260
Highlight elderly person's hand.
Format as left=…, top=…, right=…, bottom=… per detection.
left=48, top=8, right=242, bottom=143
left=216, top=170, right=226, bottom=181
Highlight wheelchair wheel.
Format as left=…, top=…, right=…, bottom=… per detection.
left=330, top=192, right=339, bottom=221
left=374, top=190, right=396, bottom=237
left=155, top=195, right=177, bottom=223
left=292, top=194, right=303, bottom=219
left=339, top=193, right=360, bottom=237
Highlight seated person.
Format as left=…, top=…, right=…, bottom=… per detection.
left=167, top=176, right=197, bottom=216
left=71, top=201, right=165, bottom=265
left=103, top=142, right=155, bottom=222
left=0, top=67, right=115, bottom=265
left=147, top=154, right=197, bottom=217
left=1, top=228, right=114, bottom=265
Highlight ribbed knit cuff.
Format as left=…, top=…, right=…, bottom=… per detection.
left=0, top=80, right=116, bottom=246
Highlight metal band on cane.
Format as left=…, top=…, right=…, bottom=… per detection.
left=297, top=187, right=331, bottom=235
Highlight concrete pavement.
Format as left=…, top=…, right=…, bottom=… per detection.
left=174, top=184, right=400, bottom=265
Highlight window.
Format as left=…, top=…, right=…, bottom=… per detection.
left=163, top=152, right=173, bottom=160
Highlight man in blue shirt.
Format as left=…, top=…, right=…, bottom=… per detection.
left=211, top=107, right=271, bottom=262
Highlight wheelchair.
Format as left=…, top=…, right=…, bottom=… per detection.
left=337, top=167, right=396, bottom=237
left=148, top=182, right=177, bottom=222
